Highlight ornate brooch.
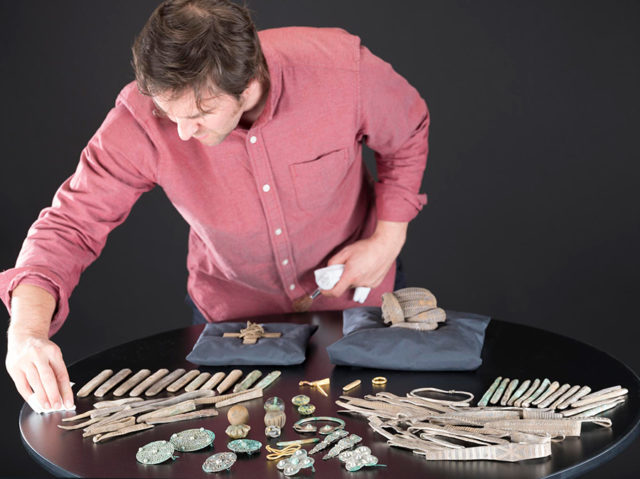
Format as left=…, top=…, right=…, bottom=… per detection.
left=170, top=428, right=215, bottom=452
left=202, top=452, right=237, bottom=473
left=227, top=439, right=262, bottom=455
left=308, top=429, right=349, bottom=455
left=322, top=434, right=362, bottom=460
left=136, top=440, right=176, bottom=465
left=338, top=446, right=385, bottom=472
left=276, top=449, right=315, bottom=476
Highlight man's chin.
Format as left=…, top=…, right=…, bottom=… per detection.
left=196, top=135, right=225, bottom=146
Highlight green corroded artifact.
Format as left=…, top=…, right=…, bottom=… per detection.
left=338, top=446, right=385, bottom=472
left=478, top=377, right=502, bottom=407
left=292, top=395, right=310, bottom=406
left=227, top=439, right=262, bottom=455
left=298, top=404, right=316, bottom=415
left=514, top=379, right=541, bottom=407
left=170, top=428, right=215, bottom=452
left=233, top=369, right=262, bottom=393
left=508, top=379, right=531, bottom=405
left=522, top=378, right=550, bottom=407
left=501, top=379, right=519, bottom=406
left=277, top=449, right=315, bottom=476
left=490, top=378, right=510, bottom=404
left=254, top=370, right=281, bottom=390
left=136, top=440, right=176, bottom=464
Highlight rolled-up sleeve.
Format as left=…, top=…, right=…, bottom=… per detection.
left=358, top=45, right=429, bottom=222
left=0, top=103, right=158, bottom=335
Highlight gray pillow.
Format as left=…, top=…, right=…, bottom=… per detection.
left=326, top=308, right=490, bottom=371
left=186, top=322, right=318, bottom=366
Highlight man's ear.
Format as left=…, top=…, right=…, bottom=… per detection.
left=242, top=78, right=259, bottom=102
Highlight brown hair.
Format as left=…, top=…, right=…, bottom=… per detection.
left=132, top=0, right=269, bottom=109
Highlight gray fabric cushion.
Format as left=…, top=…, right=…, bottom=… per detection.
left=326, top=307, right=490, bottom=371
left=186, top=322, right=318, bottom=366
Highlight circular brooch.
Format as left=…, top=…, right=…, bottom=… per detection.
left=297, top=404, right=316, bottom=415
left=170, top=428, right=215, bottom=452
left=227, top=439, right=263, bottom=455
left=291, top=394, right=310, bottom=406
left=202, top=452, right=237, bottom=473
left=136, top=440, right=176, bottom=465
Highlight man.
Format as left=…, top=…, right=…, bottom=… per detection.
left=3, top=0, right=428, bottom=412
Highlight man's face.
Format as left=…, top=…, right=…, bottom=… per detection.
left=152, top=87, right=247, bottom=146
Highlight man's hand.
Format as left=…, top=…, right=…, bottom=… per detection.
left=5, top=284, right=74, bottom=410
left=322, top=220, right=408, bottom=298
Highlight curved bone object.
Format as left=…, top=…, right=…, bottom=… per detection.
left=77, top=370, right=113, bottom=398
left=113, top=369, right=151, bottom=397
left=166, top=370, right=201, bottom=393
left=94, top=369, right=132, bottom=397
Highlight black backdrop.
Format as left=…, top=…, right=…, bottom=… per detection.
left=1, top=1, right=638, bottom=477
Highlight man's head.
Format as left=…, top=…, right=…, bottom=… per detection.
left=132, top=0, right=269, bottom=145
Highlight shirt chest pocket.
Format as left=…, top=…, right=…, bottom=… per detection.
left=289, top=149, right=352, bottom=211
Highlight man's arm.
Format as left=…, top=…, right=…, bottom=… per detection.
left=323, top=220, right=407, bottom=297
left=323, top=42, right=428, bottom=298
left=6, top=284, right=73, bottom=409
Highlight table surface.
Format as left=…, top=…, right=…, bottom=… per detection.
left=19, top=312, right=640, bottom=478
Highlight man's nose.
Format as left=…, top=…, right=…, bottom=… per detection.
left=176, top=119, right=198, bottom=141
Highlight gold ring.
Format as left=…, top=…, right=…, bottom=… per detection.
left=371, top=376, right=387, bottom=386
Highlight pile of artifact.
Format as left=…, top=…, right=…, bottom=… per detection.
left=382, top=288, right=446, bottom=330
left=58, top=367, right=281, bottom=442
left=336, top=382, right=627, bottom=462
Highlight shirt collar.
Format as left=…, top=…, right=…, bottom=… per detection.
left=253, top=38, right=283, bottom=127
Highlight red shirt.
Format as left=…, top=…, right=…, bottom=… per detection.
left=0, top=27, right=429, bottom=335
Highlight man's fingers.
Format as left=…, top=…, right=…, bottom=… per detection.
left=24, top=363, right=50, bottom=410
left=34, top=359, right=62, bottom=410
left=50, top=356, right=74, bottom=409
left=12, top=370, right=34, bottom=405
left=327, top=248, right=350, bottom=266
left=323, top=275, right=353, bottom=298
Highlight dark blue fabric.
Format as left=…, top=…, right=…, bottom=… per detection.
left=186, top=322, right=318, bottom=366
left=327, top=307, right=491, bottom=371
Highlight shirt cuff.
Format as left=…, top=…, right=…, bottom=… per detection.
left=375, top=183, right=427, bottom=222
left=0, top=267, right=69, bottom=337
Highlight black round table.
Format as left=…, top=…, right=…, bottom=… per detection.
left=19, top=312, right=640, bottom=478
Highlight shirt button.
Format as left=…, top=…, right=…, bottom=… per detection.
left=262, top=184, right=270, bottom=192
left=289, top=284, right=296, bottom=291
left=249, top=136, right=257, bottom=144
left=275, top=228, right=282, bottom=236
left=282, top=259, right=289, bottom=266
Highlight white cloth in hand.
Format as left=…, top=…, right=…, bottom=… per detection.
left=26, top=382, right=76, bottom=414
left=314, top=264, right=370, bottom=304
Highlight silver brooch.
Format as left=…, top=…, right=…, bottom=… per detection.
left=170, top=427, right=215, bottom=452
left=227, top=439, right=262, bottom=455
left=338, top=446, right=384, bottom=472
left=322, top=434, right=362, bottom=460
left=277, top=449, right=315, bottom=476
left=136, top=440, right=176, bottom=464
left=308, top=429, right=349, bottom=455
left=202, top=452, right=237, bottom=473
